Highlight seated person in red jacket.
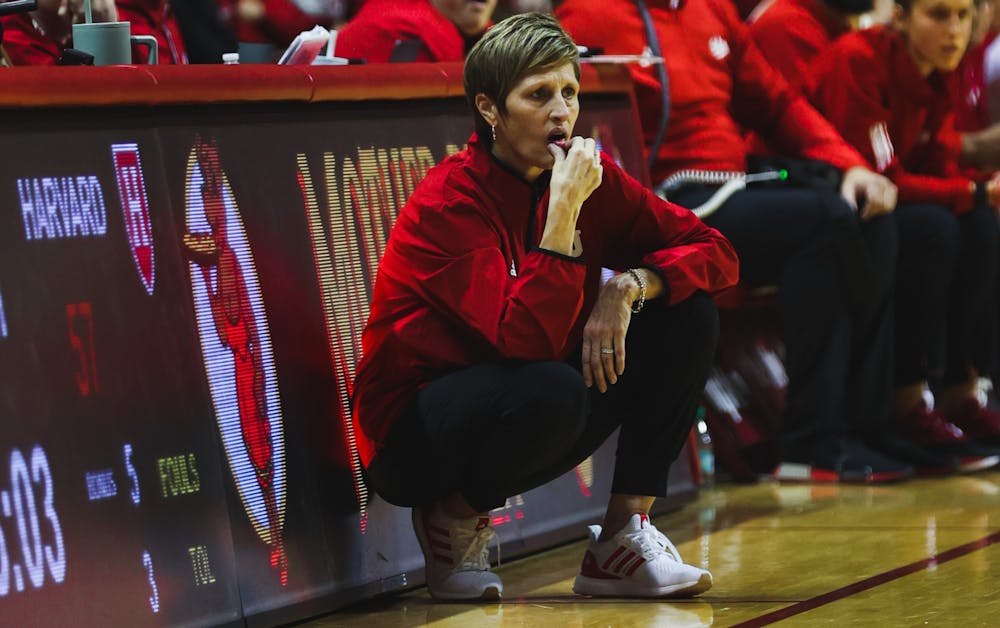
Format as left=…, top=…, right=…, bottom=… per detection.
left=809, top=0, right=1000, bottom=452
left=753, top=0, right=1000, bottom=472
left=956, top=0, right=997, bottom=128
left=750, top=0, right=871, bottom=93
left=354, top=13, right=738, bottom=601
left=335, top=0, right=496, bottom=62
left=558, top=0, right=919, bottom=483
left=0, top=0, right=116, bottom=65
left=116, top=0, right=188, bottom=64
left=218, top=0, right=340, bottom=51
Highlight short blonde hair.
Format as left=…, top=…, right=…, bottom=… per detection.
left=464, top=12, right=581, bottom=141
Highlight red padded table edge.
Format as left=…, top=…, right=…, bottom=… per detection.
left=0, top=61, right=634, bottom=108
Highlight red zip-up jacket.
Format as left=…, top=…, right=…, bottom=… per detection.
left=749, top=0, right=849, bottom=93
left=352, top=135, right=739, bottom=464
left=809, top=27, right=974, bottom=214
left=555, top=0, right=865, bottom=184
left=955, top=31, right=998, bottom=134
left=0, top=14, right=65, bottom=65
left=745, top=0, right=850, bottom=156
left=117, top=0, right=188, bottom=64
left=335, top=0, right=468, bottom=63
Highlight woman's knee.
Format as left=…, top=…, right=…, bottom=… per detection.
left=516, top=361, right=589, bottom=431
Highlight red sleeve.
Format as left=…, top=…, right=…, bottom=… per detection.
left=749, top=6, right=827, bottom=92
left=724, top=4, right=865, bottom=171
left=810, top=42, right=974, bottom=213
left=0, top=16, right=62, bottom=66
left=597, top=158, right=740, bottom=305
left=389, top=183, right=588, bottom=361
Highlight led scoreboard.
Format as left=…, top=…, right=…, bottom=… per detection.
left=0, top=65, right=688, bottom=626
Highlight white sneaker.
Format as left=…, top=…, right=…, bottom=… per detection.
left=573, top=513, right=712, bottom=598
left=412, top=506, right=503, bottom=600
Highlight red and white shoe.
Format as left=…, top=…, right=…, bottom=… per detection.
left=573, top=513, right=712, bottom=598
left=947, top=398, right=1000, bottom=446
left=412, top=506, right=502, bottom=600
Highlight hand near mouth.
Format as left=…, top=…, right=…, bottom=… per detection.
left=539, top=136, right=603, bottom=256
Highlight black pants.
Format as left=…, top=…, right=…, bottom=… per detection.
left=366, top=293, right=719, bottom=512
left=672, top=186, right=896, bottom=455
left=895, top=203, right=999, bottom=386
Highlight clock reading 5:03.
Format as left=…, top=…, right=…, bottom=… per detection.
left=0, top=445, right=66, bottom=597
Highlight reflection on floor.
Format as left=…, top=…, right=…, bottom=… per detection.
left=300, top=472, right=1000, bottom=627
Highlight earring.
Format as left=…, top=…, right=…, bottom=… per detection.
left=491, top=124, right=496, bottom=142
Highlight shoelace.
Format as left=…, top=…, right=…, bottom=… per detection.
left=648, top=525, right=684, bottom=563
left=622, top=523, right=684, bottom=563
left=451, top=522, right=497, bottom=571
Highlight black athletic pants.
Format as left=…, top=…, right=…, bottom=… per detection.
left=672, top=186, right=896, bottom=456
left=894, top=203, right=998, bottom=386
left=366, top=293, right=719, bottom=512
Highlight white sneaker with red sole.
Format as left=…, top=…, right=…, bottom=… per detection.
left=573, top=513, right=712, bottom=598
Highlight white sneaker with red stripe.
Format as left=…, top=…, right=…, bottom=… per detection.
left=411, top=506, right=502, bottom=600
left=573, top=513, right=712, bottom=598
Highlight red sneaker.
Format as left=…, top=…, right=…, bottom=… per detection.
left=946, top=398, right=1000, bottom=445
left=896, top=403, right=1000, bottom=473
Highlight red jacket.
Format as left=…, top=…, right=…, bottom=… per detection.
left=955, top=31, right=997, bottom=134
left=335, top=0, right=467, bottom=63
left=809, top=27, right=973, bottom=213
left=749, top=0, right=848, bottom=93
left=352, top=135, right=739, bottom=464
left=117, top=0, right=188, bottom=64
left=555, top=0, right=864, bottom=184
left=0, top=14, right=64, bottom=66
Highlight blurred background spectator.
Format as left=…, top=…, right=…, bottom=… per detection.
left=172, top=0, right=237, bottom=63
left=117, top=0, right=188, bottom=63
left=335, top=0, right=496, bottom=63
left=0, top=0, right=116, bottom=64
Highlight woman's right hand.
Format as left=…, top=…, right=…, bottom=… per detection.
left=539, top=136, right=603, bottom=255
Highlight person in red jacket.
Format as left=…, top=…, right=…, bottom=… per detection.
left=218, top=0, right=340, bottom=52
left=117, top=0, right=188, bottom=64
left=0, top=0, right=117, bottom=65
left=354, top=13, right=737, bottom=601
left=809, top=0, right=1000, bottom=452
left=750, top=0, right=871, bottom=94
left=557, top=0, right=921, bottom=482
left=335, top=0, right=496, bottom=62
left=753, top=0, right=1000, bottom=472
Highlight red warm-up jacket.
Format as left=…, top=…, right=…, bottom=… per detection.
left=956, top=31, right=998, bottom=133
left=749, top=0, right=849, bottom=93
left=117, top=0, right=188, bottom=64
left=335, top=0, right=469, bottom=62
left=352, top=135, right=739, bottom=465
left=0, top=14, right=65, bottom=65
left=809, top=27, right=974, bottom=214
left=555, top=0, right=865, bottom=184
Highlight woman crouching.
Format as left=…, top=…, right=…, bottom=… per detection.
left=352, top=12, right=739, bottom=601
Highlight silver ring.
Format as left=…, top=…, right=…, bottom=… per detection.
left=600, top=347, right=614, bottom=355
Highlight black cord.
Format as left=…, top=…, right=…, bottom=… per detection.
left=634, top=0, right=670, bottom=175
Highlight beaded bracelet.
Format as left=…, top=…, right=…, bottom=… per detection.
left=626, top=268, right=646, bottom=313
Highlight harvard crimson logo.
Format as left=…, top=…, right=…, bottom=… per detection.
left=112, top=143, right=156, bottom=295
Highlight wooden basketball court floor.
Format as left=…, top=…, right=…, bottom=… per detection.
left=300, top=471, right=1000, bottom=627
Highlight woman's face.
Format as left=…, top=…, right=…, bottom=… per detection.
left=487, top=62, right=580, bottom=181
left=896, top=0, right=974, bottom=74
